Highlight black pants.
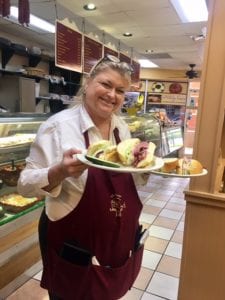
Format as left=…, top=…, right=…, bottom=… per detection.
left=38, top=209, right=62, bottom=300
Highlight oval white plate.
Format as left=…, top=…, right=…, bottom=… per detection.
left=150, top=168, right=208, bottom=178
left=76, top=154, right=164, bottom=174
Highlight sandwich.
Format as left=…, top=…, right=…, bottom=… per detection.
left=86, top=140, right=112, bottom=158
left=117, top=138, right=156, bottom=168
left=161, top=158, right=179, bottom=173
left=176, top=158, right=203, bottom=175
left=86, top=140, right=120, bottom=163
left=86, top=138, right=156, bottom=168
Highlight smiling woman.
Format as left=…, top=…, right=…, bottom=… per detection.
left=17, top=55, right=150, bottom=299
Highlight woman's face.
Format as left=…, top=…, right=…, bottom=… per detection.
left=84, top=68, right=129, bottom=120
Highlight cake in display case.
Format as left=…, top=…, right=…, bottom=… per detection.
left=0, top=113, right=49, bottom=225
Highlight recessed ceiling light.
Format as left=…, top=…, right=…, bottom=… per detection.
left=123, top=32, right=133, bottom=37
left=145, top=49, right=154, bottom=53
left=83, top=3, right=97, bottom=11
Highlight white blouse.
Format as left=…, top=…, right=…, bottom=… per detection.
left=17, top=104, right=148, bottom=221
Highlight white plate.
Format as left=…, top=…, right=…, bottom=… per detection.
left=76, top=154, right=164, bottom=173
left=150, top=168, right=208, bottom=178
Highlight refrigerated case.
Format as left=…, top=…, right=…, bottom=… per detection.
left=121, top=113, right=184, bottom=157
left=0, top=113, right=49, bottom=297
left=184, top=81, right=200, bottom=156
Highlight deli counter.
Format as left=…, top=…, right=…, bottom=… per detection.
left=0, top=113, right=49, bottom=298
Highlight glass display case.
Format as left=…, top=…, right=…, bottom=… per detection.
left=0, top=113, right=49, bottom=225
left=121, top=113, right=184, bottom=157
left=121, top=113, right=161, bottom=156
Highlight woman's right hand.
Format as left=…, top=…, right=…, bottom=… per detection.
left=44, top=148, right=87, bottom=192
left=59, top=148, right=87, bottom=179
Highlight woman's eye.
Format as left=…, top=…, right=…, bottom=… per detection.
left=101, top=81, right=111, bottom=88
left=117, top=89, right=125, bottom=95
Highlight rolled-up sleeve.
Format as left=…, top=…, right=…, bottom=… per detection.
left=17, top=121, right=62, bottom=198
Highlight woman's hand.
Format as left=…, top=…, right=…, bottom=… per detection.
left=44, top=148, right=87, bottom=192
left=59, top=148, right=88, bottom=179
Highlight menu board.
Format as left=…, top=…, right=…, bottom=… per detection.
left=131, top=60, right=140, bottom=83
left=56, top=21, right=82, bottom=72
left=119, top=53, right=131, bottom=64
left=83, top=36, right=103, bottom=73
left=104, top=46, right=119, bottom=58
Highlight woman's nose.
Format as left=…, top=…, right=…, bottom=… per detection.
left=107, top=88, right=116, bottom=97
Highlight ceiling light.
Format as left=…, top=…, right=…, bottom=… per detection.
left=10, top=6, right=55, bottom=33
left=138, top=59, right=158, bottom=68
left=123, top=32, right=133, bottom=37
left=170, top=0, right=208, bottom=22
left=83, top=3, right=97, bottom=11
left=145, top=49, right=154, bottom=53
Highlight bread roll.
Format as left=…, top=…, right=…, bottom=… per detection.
left=161, top=158, right=179, bottom=173
left=87, top=140, right=112, bottom=157
left=99, top=145, right=120, bottom=163
left=177, top=158, right=203, bottom=175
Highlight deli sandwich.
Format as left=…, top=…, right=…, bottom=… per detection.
left=87, top=138, right=156, bottom=168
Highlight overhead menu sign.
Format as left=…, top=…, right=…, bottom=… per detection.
left=56, top=21, right=82, bottom=72
left=119, top=53, right=131, bottom=64
left=83, top=36, right=103, bottom=74
left=104, top=46, right=119, bottom=58
left=131, top=60, right=140, bottom=83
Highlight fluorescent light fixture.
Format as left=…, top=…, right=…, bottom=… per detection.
left=10, top=6, right=55, bottom=33
left=138, top=59, right=158, bottom=68
left=170, top=0, right=208, bottom=22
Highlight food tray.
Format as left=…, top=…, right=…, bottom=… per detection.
left=0, top=194, right=41, bottom=213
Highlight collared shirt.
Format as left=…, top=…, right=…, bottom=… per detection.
left=18, top=104, right=148, bottom=221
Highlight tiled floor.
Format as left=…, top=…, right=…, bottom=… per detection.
left=6, top=174, right=189, bottom=300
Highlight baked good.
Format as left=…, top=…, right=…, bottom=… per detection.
left=0, top=193, right=40, bottom=213
left=0, top=134, right=35, bottom=148
left=161, top=158, right=179, bottom=173
left=0, top=165, right=21, bottom=186
left=117, top=138, right=156, bottom=168
left=176, top=158, right=203, bottom=175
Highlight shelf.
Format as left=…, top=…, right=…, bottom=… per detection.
left=186, top=106, right=198, bottom=109
left=0, top=200, right=44, bottom=226
left=148, top=102, right=185, bottom=106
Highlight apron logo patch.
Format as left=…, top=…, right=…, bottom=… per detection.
left=110, top=194, right=126, bottom=217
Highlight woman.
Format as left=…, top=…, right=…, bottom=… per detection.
left=18, top=55, right=149, bottom=300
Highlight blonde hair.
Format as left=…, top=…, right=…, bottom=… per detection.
left=73, top=58, right=132, bottom=104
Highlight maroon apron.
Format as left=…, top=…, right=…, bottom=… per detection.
left=41, top=129, right=144, bottom=299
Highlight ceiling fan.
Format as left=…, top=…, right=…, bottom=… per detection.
left=169, top=63, right=199, bottom=80
left=185, top=64, right=199, bottom=79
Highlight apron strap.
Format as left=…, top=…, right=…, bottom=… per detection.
left=84, top=127, right=121, bottom=149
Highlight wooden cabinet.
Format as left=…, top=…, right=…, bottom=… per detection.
left=178, top=0, right=225, bottom=299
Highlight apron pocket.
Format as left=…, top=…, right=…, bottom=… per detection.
left=50, top=249, right=91, bottom=299
left=91, top=245, right=144, bottom=300
left=44, top=246, right=144, bottom=300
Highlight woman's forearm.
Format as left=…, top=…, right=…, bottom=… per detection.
left=43, top=163, right=66, bottom=192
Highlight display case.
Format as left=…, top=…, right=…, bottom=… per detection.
left=0, top=113, right=50, bottom=297
left=121, top=113, right=184, bottom=157
left=0, top=113, right=49, bottom=225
